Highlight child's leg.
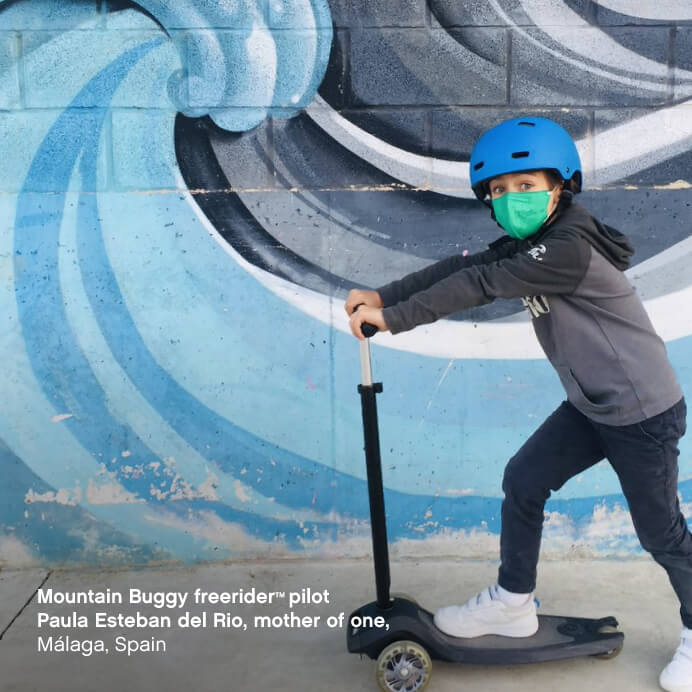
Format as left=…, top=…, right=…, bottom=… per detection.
left=499, top=400, right=605, bottom=593
left=600, top=397, right=690, bottom=626
left=434, top=401, right=604, bottom=638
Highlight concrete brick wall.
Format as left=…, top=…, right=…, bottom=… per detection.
left=0, top=0, right=690, bottom=568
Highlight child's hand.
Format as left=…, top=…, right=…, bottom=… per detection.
left=349, top=305, right=388, bottom=340
left=344, top=289, right=383, bottom=316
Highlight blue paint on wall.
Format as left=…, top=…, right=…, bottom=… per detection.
left=0, top=0, right=690, bottom=565
left=0, top=436, right=166, bottom=565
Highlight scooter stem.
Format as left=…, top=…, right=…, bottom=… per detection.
left=358, top=331, right=391, bottom=610
left=360, top=339, right=373, bottom=386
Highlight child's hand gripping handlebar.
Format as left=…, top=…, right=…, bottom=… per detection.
left=354, top=304, right=379, bottom=339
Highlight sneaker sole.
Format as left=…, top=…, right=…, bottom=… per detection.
left=659, top=679, right=692, bottom=692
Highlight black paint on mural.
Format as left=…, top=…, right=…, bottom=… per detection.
left=174, top=0, right=692, bottom=323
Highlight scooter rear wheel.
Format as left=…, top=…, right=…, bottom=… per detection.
left=375, top=640, right=432, bottom=692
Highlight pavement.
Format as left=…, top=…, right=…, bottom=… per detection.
left=0, top=557, right=682, bottom=692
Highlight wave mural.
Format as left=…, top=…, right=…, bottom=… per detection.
left=0, top=0, right=690, bottom=566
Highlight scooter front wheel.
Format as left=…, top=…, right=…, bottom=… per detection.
left=591, top=625, right=623, bottom=660
left=375, top=640, right=432, bottom=692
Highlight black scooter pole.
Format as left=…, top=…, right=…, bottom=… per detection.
left=358, top=321, right=391, bottom=610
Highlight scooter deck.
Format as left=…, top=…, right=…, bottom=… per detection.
left=348, top=597, right=623, bottom=665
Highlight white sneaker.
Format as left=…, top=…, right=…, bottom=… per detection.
left=660, top=628, right=692, bottom=692
left=433, top=584, right=538, bottom=638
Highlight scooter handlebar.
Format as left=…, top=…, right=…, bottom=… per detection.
left=361, top=322, right=378, bottom=339
left=353, top=303, right=379, bottom=339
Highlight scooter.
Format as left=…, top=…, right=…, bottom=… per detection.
left=347, top=321, right=624, bottom=692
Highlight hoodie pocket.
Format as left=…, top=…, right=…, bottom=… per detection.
left=555, top=365, right=618, bottom=415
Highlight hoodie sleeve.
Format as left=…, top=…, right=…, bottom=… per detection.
left=382, top=229, right=591, bottom=335
left=376, top=236, right=518, bottom=308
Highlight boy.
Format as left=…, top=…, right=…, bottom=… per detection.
left=345, top=117, right=690, bottom=692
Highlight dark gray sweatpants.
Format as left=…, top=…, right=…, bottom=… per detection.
left=498, top=396, right=691, bottom=627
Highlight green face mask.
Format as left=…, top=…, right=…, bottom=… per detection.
left=492, top=190, right=552, bottom=240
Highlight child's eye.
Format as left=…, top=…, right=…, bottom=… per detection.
left=520, top=182, right=533, bottom=191
left=491, top=185, right=504, bottom=196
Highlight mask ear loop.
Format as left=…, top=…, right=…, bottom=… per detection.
left=542, top=185, right=572, bottom=228
left=484, top=198, right=501, bottom=227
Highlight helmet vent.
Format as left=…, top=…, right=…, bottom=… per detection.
left=518, top=121, right=535, bottom=126
left=511, top=151, right=530, bottom=159
left=473, top=161, right=484, bottom=171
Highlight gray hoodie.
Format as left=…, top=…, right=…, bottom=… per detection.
left=376, top=202, right=682, bottom=425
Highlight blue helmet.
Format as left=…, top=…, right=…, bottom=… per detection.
left=469, top=117, right=582, bottom=200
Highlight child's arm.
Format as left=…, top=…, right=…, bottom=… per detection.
left=375, top=237, right=517, bottom=309
left=381, top=229, right=591, bottom=334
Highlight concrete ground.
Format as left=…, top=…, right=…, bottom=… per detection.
left=0, top=558, right=682, bottom=692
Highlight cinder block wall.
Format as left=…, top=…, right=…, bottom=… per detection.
left=0, top=0, right=690, bottom=567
